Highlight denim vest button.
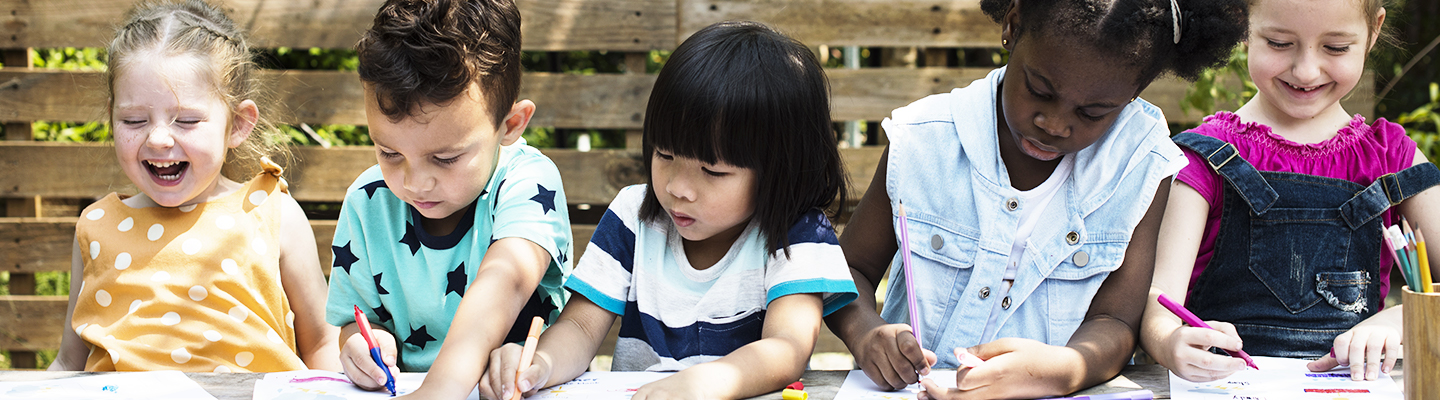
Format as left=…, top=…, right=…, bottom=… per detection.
left=1065, top=231, right=1080, bottom=245
left=1001, top=296, right=1012, bottom=310
left=1005, top=197, right=1019, bottom=211
left=1072, top=251, right=1089, bottom=267
left=931, top=235, right=943, bottom=250
left=979, top=287, right=991, bottom=299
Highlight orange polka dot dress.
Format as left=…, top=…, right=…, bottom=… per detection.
left=71, top=159, right=305, bottom=372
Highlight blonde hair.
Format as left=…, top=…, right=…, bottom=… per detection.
left=106, top=0, right=288, bottom=179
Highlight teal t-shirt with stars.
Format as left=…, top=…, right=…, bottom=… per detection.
left=325, top=139, right=572, bottom=371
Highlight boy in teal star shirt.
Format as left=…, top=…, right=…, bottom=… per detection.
left=324, top=0, right=571, bottom=398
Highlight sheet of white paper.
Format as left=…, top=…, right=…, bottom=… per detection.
left=833, top=370, right=959, bottom=400
left=0, top=370, right=216, bottom=400
left=528, top=371, right=674, bottom=400
left=1170, top=356, right=1403, bottom=399
left=253, top=370, right=479, bottom=400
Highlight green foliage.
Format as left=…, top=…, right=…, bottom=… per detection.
left=33, top=121, right=111, bottom=142
left=258, top=47, right=358, bottom=71
left=278, top=124, right=372, bottom=146
left=1181, top=46, right=1256, bottom=116
left=31, top=47, right=107, bottom=70
left=1398, top=83, right=1440, bottom=163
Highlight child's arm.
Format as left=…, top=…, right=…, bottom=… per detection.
left=1139, top=181, right=1247, bottom=382
left=275, top=193, right=342, bottom=371
left=1305, top=151, right=1440, bottom=379
left=824, top=148, right=938, bottom=390
left=404, top=237, right=552, bottom=399
left=49, top=238, right=89, bottom=371
left=636, top=293, right=823, bottom=400
left=920, top=180, right=1171, bottom=400
left=479, top=295, right=617, bottom=400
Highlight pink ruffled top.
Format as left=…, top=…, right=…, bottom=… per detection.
left=1176, top=111, right=1418, bottom=303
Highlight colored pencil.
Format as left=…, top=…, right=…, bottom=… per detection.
left=1388, top=226, right=1417, bottom=290
left=897, top=201, right=923, bottom=349
left=1411, top=230, right=1422, bottom=292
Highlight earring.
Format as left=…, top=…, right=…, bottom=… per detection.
left=1002, top=39, right=1009, bottom=46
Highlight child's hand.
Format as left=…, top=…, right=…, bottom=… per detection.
left=340, top=325, right=399, bottom=391
left=1307, top=324, right=1401, bottom=381
left=481, top=343, right=554, bottom=400
left=630, top=371, right=711, bottom=400
left=853, top=323, right=938, bottom=390
left=916, top=338, right=1073, bottom=400
left=1160, top=321, right=1248, bottom=382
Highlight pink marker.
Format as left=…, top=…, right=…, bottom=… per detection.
left=1156, top=294, right=1258, bottom=370
left=955, top=348, right=985, bottom=368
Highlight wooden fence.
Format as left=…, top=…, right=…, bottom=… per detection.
left=0, top=0, right=1373, bottom=369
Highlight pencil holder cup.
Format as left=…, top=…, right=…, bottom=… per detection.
left=1403, top=284, right=1440, bottom=400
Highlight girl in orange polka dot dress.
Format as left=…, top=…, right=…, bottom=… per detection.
left=48, top=0, right=340, bottom=372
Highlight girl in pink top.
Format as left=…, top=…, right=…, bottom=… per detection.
left=1140, top=0, right=1440, bottom=384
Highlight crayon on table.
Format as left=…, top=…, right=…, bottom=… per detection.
left=513, top=316, right=544, bottom=400
left=353, top=305, right=396, bottom=396
left=1155, top=294, right=1259, bottom=370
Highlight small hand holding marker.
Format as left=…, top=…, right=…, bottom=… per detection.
left=512, top=316, right=544, bottom=400
left=354, top=305, right=397, bottom=396
left=1156, top=294, right=1258, bottom=370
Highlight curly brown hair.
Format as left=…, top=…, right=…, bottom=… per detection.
left=357, top=0, right=522, bottom=128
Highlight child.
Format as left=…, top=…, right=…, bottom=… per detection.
left=1141, top=0, right=1440, bottom=383
left=477, top=21, right=858, bottom=400
left=822, top=0, right=1251, bottom=398
left=49, top=0, right=339, bottom=372
left=324, top=0, right=572, bottom=398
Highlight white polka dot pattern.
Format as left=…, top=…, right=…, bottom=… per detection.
left=228, top=306, right=248, bottom=322
left=252, top=238, right=267, bottom=256
left=151, top=271, right=171, bottom=281
left=95, top=290, right=112, bottom=307
left=203, top=330, right=222, bottom=342
left=221, top=259, right=239, bottom=275
left=249, top=190, right=267, bottom=206
left=129, top=300, right=142, bottom=314
left=147, top=224, right=164, bottom=241
left=89, top=241, right=100, bottom=259
left=86, top=209, right=105, bottom=220
left=115, top=253, right=131, bottom=270
left=161, top=312, right=181, bottom=326
left=182, top=238, right=202, bottom=255
left=235, top=352, right=254, bottom=367
left=171, top=348, right=191, bottom=364
left=75, top=323, right=89, bottom=336
left=189, top=285, right=208, bottom=301
left=179, top=204, right=196, bottom=212
left=108, top=348, right=121, bottom=365
left=118, top=217, right=134, bottom=232
left=267, top=329, right=283, bottom=344
left=214, top=365, right=231, bottom=373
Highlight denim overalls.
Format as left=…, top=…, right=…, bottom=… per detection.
left=1174, top=132, right=1440, bottom=357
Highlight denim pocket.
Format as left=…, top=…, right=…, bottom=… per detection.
left=1314, top=271, right=1370, bottom=314
left=1246, top=207, right=1352, bottom=314
left=904, top=217, right=978, bottom=269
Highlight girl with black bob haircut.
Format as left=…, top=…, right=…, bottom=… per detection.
left=480, top=21, right=858, bottom=400
left=823, top=0, right=1248, bottom=399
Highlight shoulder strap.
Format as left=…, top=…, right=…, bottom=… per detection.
left=1339, top=162, right=1440, bottom=229
left=1172, top=132, right=1279, bottom=214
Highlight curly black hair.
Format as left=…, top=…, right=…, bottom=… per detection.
left=357, top=0, right=522, bottom=127
left=981, top=0, right=1248, bottom=84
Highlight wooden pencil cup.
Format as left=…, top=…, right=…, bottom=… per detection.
left=1404, top=284, right=1440, bottom=399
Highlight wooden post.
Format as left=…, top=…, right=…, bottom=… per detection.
left=2, top=48, right=39, bottom=369
left=623, top=52, right=647, bottom=151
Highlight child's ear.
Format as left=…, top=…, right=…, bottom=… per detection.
left=229, top=99, right=258, bottom=148
left=499, top=99, right=536, bottom=146
left=1000, top=0, right=1021, bottom=49
left=1367, top=7, right=1386, bottom=52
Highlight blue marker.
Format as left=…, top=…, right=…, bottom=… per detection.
left=355, top=305, right=396, bottom=396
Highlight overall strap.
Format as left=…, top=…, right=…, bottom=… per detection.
left=1172, top=132, right=1280, bottom=214
left=1339, top=162, right=1440, bottom=229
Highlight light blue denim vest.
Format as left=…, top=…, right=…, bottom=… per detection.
left=879, top=66, right=1185, bottom=367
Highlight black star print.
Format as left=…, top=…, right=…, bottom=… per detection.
left=373, top=302, right=392, bottom=323
left=374, top=272, right=389, bottom=295
left=399, top=222, right=422, bottom=255
left=493, top=179, right=507, bottom=209
left=360, top=180, right=389, bottom=198
left=557, top=250, right=568, bottom=265
left=530, top=184, right=557, bottom=214
left=446, top=262, right=468, bottom=297
left=404, top=325, right=437, bottom=349
left=332, top=242, right=360, bottom=275
left=479, top=188, right=489, bottom=198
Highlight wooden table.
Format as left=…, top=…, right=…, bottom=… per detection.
left=0, top=363, right=1406, bottom=399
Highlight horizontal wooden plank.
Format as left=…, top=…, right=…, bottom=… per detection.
left=0, top=68, right=1347, bottom=130
left=0, top=0, right=674, bottom=51
left=0, top=70, right=655, bottom=129
left=0, top=142, right=881, bottom=203
left=679, top=0, right=999, bottom=47
left=0, top=295, right=68, bottom=350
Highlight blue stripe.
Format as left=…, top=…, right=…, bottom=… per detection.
left=565, top=279, right=627, bottom=315
left=590, top=209, right=636, bottom=272
left=768, top=279, right=859, bottom=316
left=618, top=302, right=765, bottom=360
left=776, top=210, right=838, bottom=252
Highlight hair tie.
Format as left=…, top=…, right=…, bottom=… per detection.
left=1170, top=0, right=1183, bottom=44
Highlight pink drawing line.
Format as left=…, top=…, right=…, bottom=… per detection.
left=289, top=376, right=352, bottom=384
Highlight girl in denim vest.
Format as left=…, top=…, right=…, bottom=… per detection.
left=823, top=0, right=1248, bottom=398
left=1141, top=0, right=1440, bottom=384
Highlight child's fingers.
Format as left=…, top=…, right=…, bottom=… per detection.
left=1347, top=331, right=1368, bottom=381
left=1306, top=354, right=1341, bottom=373
left=895, top=328, right=931, bottom=378
left=1363, top=332, right=1387, bottom=380
left=1382, top=333, right=1401, bottom=375
left=486, top=344, right=522, bottom=400
left=520, top=362, right=549, bottom=396
left=1332, top=331, right=1355, bottom=367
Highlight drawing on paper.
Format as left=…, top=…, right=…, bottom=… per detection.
left=1170, top=356, right=1402, bottom=400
